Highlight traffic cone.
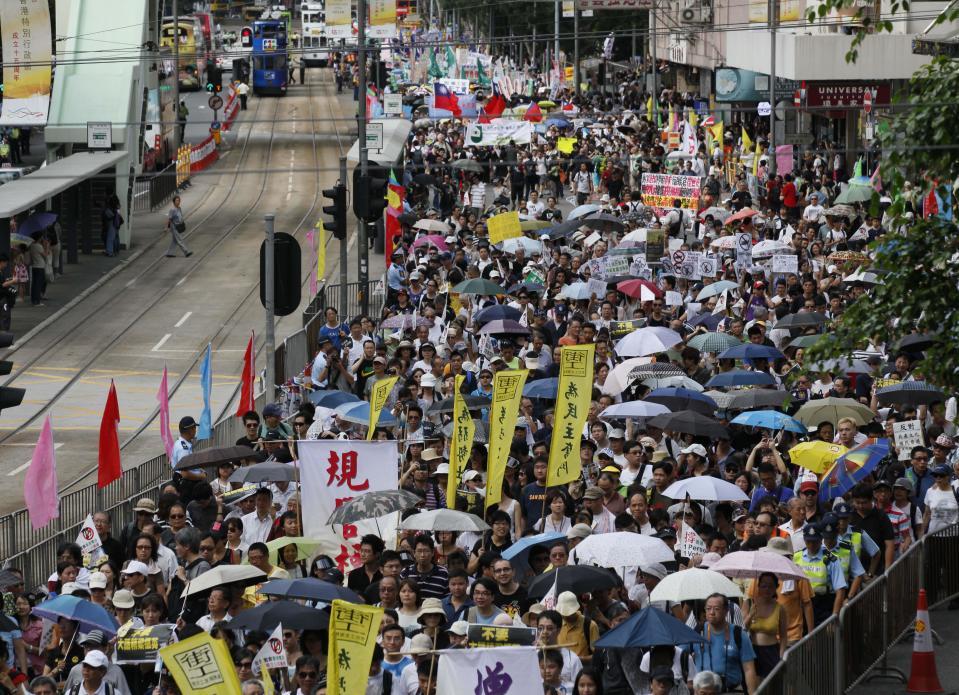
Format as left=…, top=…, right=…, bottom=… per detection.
left=907, top=589, right=944, bottom=693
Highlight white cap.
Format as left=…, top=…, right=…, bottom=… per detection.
left=410, top=634, right=434, bottom=654
left=556, top=591, right=580, bottom=617
left=433, top=463, right=450, bottom=476
left=88, top=572, right=108, bottom=590
left=463, top=470, right=483, bottom=482
left=448, top=620, right=469, bottom=636
left=421, top=373, right=438, bottom=388
left=609, top=428, right=626, bottom=439
left=82, top=650, right=109, bottom=669
left=122, top=560, right=150, bottom=577
left=680, top=443, right=707, bottom=458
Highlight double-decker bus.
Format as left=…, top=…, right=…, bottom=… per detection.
left=160, top=18, right=205, bottom=90
left=251, top=19, right=288, bottom=95
left=300, top=2, right=328, bottom=66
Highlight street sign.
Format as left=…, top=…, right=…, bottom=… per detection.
left=366, top=122, right=384, bottom=151
left=87, top=122, right=112, bottom=150
left=912, top=38, right=959, bottom=57
left=208, top=94, right=224, bottom=111
left=757, top=101, right=772, bottom=117
left=783, top=133, right=813, bottom=145
left=862, top=90, right=872, bottom=114
left=383, top=94, right=402, bottom=117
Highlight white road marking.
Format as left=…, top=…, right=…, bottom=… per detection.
left=286, top=192, right=292, bottom=201
left=125, top=278, right=136, bottom=288
left=152, top=334, right=172, bottom=352
left=176, top=277, right=187, bottom=286
left=8, top=443, right=64, bottom=475
left=174, top=311, right=193, bottom=328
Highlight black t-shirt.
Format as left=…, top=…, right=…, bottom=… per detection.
left=850, top=506, right=895, bottom=572
left=495, top=584, right=529, bottom=619
left=470, top=533, right=512, bottom=560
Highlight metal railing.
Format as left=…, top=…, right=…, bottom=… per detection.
left=131, top=162, right=179, bottom=215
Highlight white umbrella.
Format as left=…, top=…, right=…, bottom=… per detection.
left=398, top=509, right=490, bottom=532
left=569, top=204, right=601, bottom=220
left=599, top=401, right=670, bottom=419
left=183, top=565, right=267, bottom=598
left=649, top=568, right=743, bottom=603
left=615, top=327, right=684, bottom=358
left=570, top=532, right=675, bottom=568
left=500, top=237, right=544, bottom=255
left=602, top=357, right=654, bottom=395
left=413, top=219, right=450, bottom=232
left=709, top=550, right=807, bottom=581
left=751, top=240, right=792, bottom=260
left=710, top=236, right=738, bottom=250
left=642, top=375, right=705, bottom=391
left=620, top=228, right=648, bottom=244
left=662, top=477, right=750, bottom=502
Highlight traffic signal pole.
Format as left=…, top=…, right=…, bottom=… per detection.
left=357, top=0, right=370, bottom=317
left=264, top=214, right=276, bottom=404
left=339, top=156, right=348, bottom=314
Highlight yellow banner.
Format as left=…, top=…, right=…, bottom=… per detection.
left=741, top=127, right=753, bottom=153
left=328, top=600, right=384, bottom=695
left=368, top=375, right=399, bottom=440
left=448, top=375, right=475, bottom=509
left=0, top=1, right=52, bottom=126
left=369, top=0, right=398, bottom=37
left=486, top=369, right=528, bottom=507
left=160, top=632, right=242, bottom=695
left=261, top=662, right=275, bottom=695
left=317, top=221, right=326, bottom=281
left=547, top=344, right=595, bottom=487
left=708, top=122, right=724, bottom=146
left=557, top=137, right=577, bottom=154
left=487, top=211, right=523, bottom=244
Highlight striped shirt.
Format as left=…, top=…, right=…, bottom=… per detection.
left=400, top=562, right=449, bottom=599
left=882, top=503, right=911, bottom=550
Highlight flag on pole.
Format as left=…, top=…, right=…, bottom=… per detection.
left=198, top=343, right=213, bottom=440
left=477, top=59, right=490, bottom=86
left=428, top=48, right=444, bottom=78
left=853, top=157, right=863, bottom=179
left=741, top=127, right=753, bottom=153
left=447, top=375, right=475, bottom=509
left=752, top=139, right=761, bottom=177
left=432, top=82, right=461, bottom=118
left=540, top=572, right=560, bottom=611
left=646, top=95, right=654, bottom=119
left=24, top=414, right=59, bottom=530
left=235, top=332, right=256, bottom=417
left=523, top=102, right=543, bottom=123
left=157, top=366, right=175, bottom=462
left=486, top=370, right=528, bottom=507
left=160, top=632, right=242, bottom=695
left=484, top=84, right=507, bottom=119
left=368, top=376, right=399, bottom=439
left=708, top=121, right=724, bottom=148
left=252, top=624, right=288, bottom=674
left=445, top=45, right=457, bottom=75
left=97, top=381, right=122, bottom=488
left=385, top=170, right=405, bottom=269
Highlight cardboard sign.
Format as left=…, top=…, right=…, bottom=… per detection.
left=605, top=256, right=631, bottom=276
left=893, top=419, right=925, bottom=461
left=488, top=211, right=523, bottom=244
left=467, top=624, right=537, bottom=648
left=680, top=521, right=708, bottom=559
left=700, top=257, right=718, bottom=277
left=587, top=278, right=608, bottom=298
left=587, top=258, right=607, bottom=280
left=630, top=257, right=649, bottom=276
left=665, top=291, right=684, bottom=307
left=735, top=232, right=752, bottom=266
left=646, top=229, right=666, bottom=262
left=772, top=254, right=799, bottom=274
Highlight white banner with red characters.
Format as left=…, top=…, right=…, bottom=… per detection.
left=299, top=440, right=399, bottom=571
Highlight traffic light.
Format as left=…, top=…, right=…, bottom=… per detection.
left=240, top=27, right=253, bottom=48
left=322, top=183, right=348, bottom=240
left=352, top=168, right=389, bottom=223
left=259, top=232, right=302, bottom=317
left=206, top=66, right=222, bottom=93
left=0, top=332, right=23, bottom=412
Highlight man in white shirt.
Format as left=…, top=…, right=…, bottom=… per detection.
left=583, top=487, right=617, bottom=534
left=241, top=488, right=275, bottom=546
left=802, top=200, right=824, bottom=224
left=526, top=190, right=545, bottom=218
left=778, top=498, right=807, bottom=552
left=197, top=587, right=232, bottom=632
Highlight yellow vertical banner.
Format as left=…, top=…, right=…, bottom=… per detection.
left=486, top=369, right=528, bottom=507
left=369, top=0, right=398, bottom=38
left=448, top=375, right=475, bottom=509
left=261, top=662, right=275, bottom=695
left=367, top=375, right=399, bottom=440
left=160, top=632, right=242, bottom=695
left=547, top=344, right=595, bottom=486
left=328, top=600, right=384, bottom=695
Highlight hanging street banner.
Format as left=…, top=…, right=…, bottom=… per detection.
left=327, top=600, right=384, bottom=695
left=437, top=646, right=543, bottom=695
left=465, top=121, right=534, bottom=146
left=325, top=0, right=353, bottom=37
left=369, top=0, right=398, bottom=37
left=447, top=375, right=475, bottom=508
left=548, top=344, right=595, bottom=487
left=0, top=0, right=53, bottom=125
left=160, top=632, right=242, bottom=695
left=640, top=173, right=702, bottom=213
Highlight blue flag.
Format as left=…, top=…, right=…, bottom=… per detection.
left=198, top=343, right=212, bottom=440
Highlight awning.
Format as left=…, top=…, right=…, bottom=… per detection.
left=347, top=118, right=413, bottom=168
left=0, top=151, right=128, bottom=218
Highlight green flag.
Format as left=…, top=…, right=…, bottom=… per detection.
left=446, top=46, right=456, bottom=75
left=428, top=48, right=444, bottom=79
left=852, top=157, right=863, bottom=179
left=477, top=60, right=490, bottom=86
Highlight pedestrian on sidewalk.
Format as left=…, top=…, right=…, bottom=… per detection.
left=177, top=100, right=189, bottom=143
left=101, top=195, right=122, bottom=257
left=165, top=196, right=193, bottom=258
left=28, top=232, right=46, bottom=306
left=298, top=54, right=306, bottom=85
left=237, top=81, right=250, bottom=110
left=289, top=54, right=297, bottom=85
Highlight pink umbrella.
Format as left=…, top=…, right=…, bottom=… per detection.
left=724, top=207, right=758, bottom=226
left=411, top=235, right=448, bottom=252
left=708, top=549, right=807, bottom=581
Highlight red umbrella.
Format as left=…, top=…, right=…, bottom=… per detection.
left=724, top=207, right=759, bottom=226
left=617, top=279, right=663, bottom=299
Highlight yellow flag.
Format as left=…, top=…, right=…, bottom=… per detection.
left=487, top=210, right=523, bottom=244
left=317, top=221, right=326, bottom=281
left=741, top=127, right=753, bottom=153
left=486, top=370, right=528, bottom=507
left=708, top=121, right=724, bottom=146
left=328, top=600, right=384, bottom=695
left=386, top=186, right=401, bottom=209
left=160, top=631, right=242, bottom=695
left=557, top=137, right=577, bottom=154
left=646, top=95, right=654, bottom=119
left=547, top=344, right=595, bottom=487
left=367, top=375, right=399, bottom=440
left=752, top=140, right=761, bottom=176
left=261, top=662, right=275, bottom=695
left=688, top=110, right=698, bottom=129
left=448, top=375, right=475, bottom=509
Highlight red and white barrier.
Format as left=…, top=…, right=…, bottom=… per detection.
left=189, top=135, right=219, bottom=173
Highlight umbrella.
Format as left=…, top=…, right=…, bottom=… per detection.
left=696, top=281, right=739, bottom=301
left=508, top=281, right=546, bottom=295
left=32, top=595, right=120, bottom=636
left=426, top=395, right=491, bottom=415
left=617, top=279, right=664, bottom=299
left=173, top=445, right=258, bottom=471
left=558, top=282, right=595, bottom=301
left=500, top=237, right=544, bottom=255
left=649, top=410, right=730, bottom=439
left=662, top=477, right=749, bottom=502
left=594, top=606, right=707, bottom=649
left=642, top=375, right=705, bottom=392
left=310, top=390, right=361, bottom=409
left=569, top=203, right=601, bottom=220
left=794, top=397, right=874, bottom=427
left=895, top=333, right=938, bottom=353
left=442, top=418, right=489, bottom=444
left=787, top=335, right=822, bottom=349
left=411, top=230, right=449, bottom=245
left=519, top=219, right=551, bottom=232
left=705, top=370, right=776, bottom=389
left=819, top=439, right=889, bottom=502
left=546, top=219, right=587, bottom=240
left=266, top=536, right=322, bottom=564
left=788, top=441, right=848, bottom=475
left=229, top=600, right=330, bottom=631
left=698, top=207, right=731, bottom=222
left=413, top=173, right=438, bottom=186
left=687, top=332, right=743, bottom=353
left=381, top=314, right=433, bottom=329
left=571, top=532, right=675, bottom=568
left=751, top=240, right=793, bottom=260
left=687, top=313, right=723, bottom=330
left=600, top=357, right=654, bottom=395
left=718, top=344, right=785, bottom=361
left=628, top=363, right=686, bottom=384
left=803, top=357, right=872, bottom=376
left=327, top=489, right=423, bottom=525
left=501, top=531, right=567, bottom=571
left=451, top=158, right=484, bottom=173
left=15, top=211, right=58, bottom=238
left=876, top=381, right=945, bottom=407
left=709, top=550, right=807, bottom=582
left=710, top=236, right=738, bottom=250
left=335, top=401, right=398, bottom=427
left=731, top=410, right=805, bottom=433
left=578, top=214, right=627, bottom=232
left=229, top=462, right=297, bottom=484
left=475, top=305, right=522, bottom=325
left=183, top=565, right=266, bottom=598
left=10, top=232, right=34, bottom=246
left=649, top=568, right=743, bottom=603
left=545, top=117, right=570, bottom=128
left=725, top=207, right=758, bottom=225
left=258, top=577, right=362, bottom=604
left=397, top=212, right=420, bottom=226
left=527, top=565, right=619, bottom=599
left=843, top=269, right=882, bottom=286
left=524, top=378, right=559, bottom=399
left=599, top=401, right=670, bottom=419
left=703, top=390, right=735, bottom=409
left=726, top=390, right=792, bottom=411
left=645, top=388, right=717, bottom=416
left=399, top=509, right=490, bottom=532
left=451, top=278, right=504, bottom=295
left=775, top=312, right=827, bottom=329
left=478, top=319, right=530, bottom=336
left=615, top=327, right=684, bottom=358
left=835, top=185, right=874, bottom=204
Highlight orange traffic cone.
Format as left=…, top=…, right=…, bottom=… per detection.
left=907, top=589, right=944, bottom=693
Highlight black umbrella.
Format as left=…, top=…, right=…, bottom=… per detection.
left=775, top=312, right=827, bottom=329
left=413, top=173, right=437, bottom=186
left=507, top=281, right=546, bottom=295
left=876, top=381, right=945, bottom=407
left=397, top=213, right=420, bottom=226
left=726, top=389, right=791, bottom=410
left=895, top=333, right=939, bottom=353
left=527, top=565, right=619, bottom=600
left=229, top=600, right=330, bottom=632
left=427, top=395, right=492, bottom=415
left=229, top=462, right=297, bottom=484
left=577, top=213, right=627, bottom=232
left=547, top=219, right=586, bottom=240
left=645, top=393, right=715, bottom=416
left=173, top=445, right=258, bottom=471
left=648, top=410, right=730, bottom=439
left=258, top=578, right=362, bottom=604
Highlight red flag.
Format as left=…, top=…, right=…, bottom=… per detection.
left=923, top=188, right=938, bottom=219
left=433, top=82, right=462, bottom=118
left=236, top=331, right=256, bottom=416
left=97, top=381, right=121, bottom=488
left=523, top=102, right=543, bottom=123
left=484, top=92, right=507, bottom=119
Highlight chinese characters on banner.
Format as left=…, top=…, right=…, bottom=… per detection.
left=448, top=375, right=475, bottom=509
left=548, top=345, right=595, bottom=487
left=893, top=420, right=924, bottom=461
left=466, top=624, right=537, bottom=648
left=436, top=646, right=543, bottom=695
left=327, top=600, right=384, bottom=695
left=115, top=623, right=175, bottom=664
left=368, top=0, right=398, bottom=38
left=368, top=375, right=399, bottom=439
left=252, top=624, right=288, bottom=673
left=680, top=520, right=708, bottom=558
left=324, top=0, right=352, bottom=37
left=640, top=173, right=702, bottom=214
left=486, top=370, right=529, bottom=507
left=299, top=441, right=399, bottom=569
left=160, top=632, right=242, bottom=695
left=0, top=0, right=53, bottom=126
left=75, top=513, right=103, bottom=567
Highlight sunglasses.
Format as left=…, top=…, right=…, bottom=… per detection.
left=298, top=671, right=318, bottom=678
left=169, top=514, right=185, bottom=519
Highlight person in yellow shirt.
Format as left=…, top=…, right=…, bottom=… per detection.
left=242, top=541, right=290, bottom=606
left=556, top=591, right=600, bottom=664
left=746, top=537, right=814, bottom=646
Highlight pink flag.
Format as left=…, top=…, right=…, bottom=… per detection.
left=157, top=366, right=175, bottom=462
left=24, top=415, right=59, bottom=530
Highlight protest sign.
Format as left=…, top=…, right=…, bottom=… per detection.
left=646, top=228, right=665, bottom=262
left=640, top=173, right=701, bottom=213
left=699, top=257, right=718, bottom=278
left=487, top=211, right=523, bottom=244
left=328, top=601, right=384, bottom=695
left=680, top=521, right=708, bottom=558
left=609, top=320, right=645, bottom=338
left=76, top=513, right=103, bottom=566
left=116, top=624, right=176, bottom=664
left=486, top=371, right=528, bottom=506
left=161, top=632, right=242, bottom=695
left=772, top=254, right=799, bottom=274
left=547, top=345, right=595, bottom=487
left=252, top=625, right=288, bottom=673
left=587, top=278, right=607, bottom=298
left=665, top=291, right=683, bottom=307
left=437, top=647, right=543, bottom=695
left=735, top=232, right=752, bottom=266
left=893, top=420, right=925, bottom=461
left=586, top=258, right=606, bottom=280
left=467, top=624, right=537, bottom=647
left=557, top=136, right=577, bottom=153
left=465, top=121, right=533, bottom=146
left=605, top=256, right=631, bottom=276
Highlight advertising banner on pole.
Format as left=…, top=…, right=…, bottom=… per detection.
left=325, top=0, right=352, bottom=38
left=0, top=0, right=53, bottom=125
left=369, top=0, right=398, bottom=37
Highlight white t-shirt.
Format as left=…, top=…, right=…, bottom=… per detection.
left=924, top=486, right=959, bottom=533
left=638, top=647, right=699, bottom=694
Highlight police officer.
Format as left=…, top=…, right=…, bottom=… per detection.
left=793, top=523, right=846, bottom=626
left=833, top=501, right=882, bottom=582
left=820, top=513, right=866, bottom=600
left=386, top=249, right=408, bottom=307
left=172, top=416, right=206, bottom=502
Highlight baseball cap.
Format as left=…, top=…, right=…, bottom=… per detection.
left=731, top=507, right=748, bottom=522
left=447, top=620, right=469, bottom=636
left=609, top=428, right=626, bottom=439
left=639, top=563, right=668, bottom=580
left=680, top=443, right=707, bottom=458
left=931, top=463, right=952, bottom=477
left=178, top=416, right=198, bottom=430
left=583, top=486, right=604, bottom=500
left=433, top=463, right=450, bottom=476
left=567, top=523, right=592, bottom=540
left=421, top=373, right=438, bottom=388
left=122, top=560, right=150, bottom=577
left=82, top=650, right=109, bottom=669
left=893, top=478, right=913, bottom=493
left=872, top=479, right=892, bottom=490
left=639, top=436, right=658, bottom=449
left=88, top=572, right=108, bottom=590
left=463, top=470, right=483, bottom=483
left=263, top=403, right=282, bottom=418
left=800, top=480, right=819, bottom=493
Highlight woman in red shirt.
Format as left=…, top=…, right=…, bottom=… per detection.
left=782, top=173, right=799, bottom=220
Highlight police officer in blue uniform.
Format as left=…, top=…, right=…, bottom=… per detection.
left=793, top=523, right=847, bottom=626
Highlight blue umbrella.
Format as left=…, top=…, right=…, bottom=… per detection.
left=501, top=531, right=567, bottom=571
left=731, top=410, right=806, bottom=434
left=15, top=212, right=57, bottom=238
left=545, top=117, right=571, bottom=129
left=718, top=344, right=786, bottom=361
left=523, top=378, right=558, bottom=399
left=32, top=595, right=120, bottom=636
left=476, top=305, right=522, bottom=325
left=258, top=577, right=362, bottom=604
left=819, top=439, right=890, bottom=503
left=310, top=390, right=361, bottom=408
left=706, top=370, right=776, bottom=389
left=594, top=606, right=707, bottom=648
left=688, top=313, right=723, bottom=330
left=646, top=388, right=717, bottom=415
left=336, top=401, right=398, bottom=427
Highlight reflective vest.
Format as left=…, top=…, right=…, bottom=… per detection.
left=793, top=549, right=833, bottom=596
left=841, top=530, right=862, bottom=558
left=824, top=543, right=852, bottom=580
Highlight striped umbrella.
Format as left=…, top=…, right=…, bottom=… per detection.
left=876, top=381, right=945, bottom=407
left=819, top=439, right=890, bottom=503
left=687, top=332, right=743, bottom=353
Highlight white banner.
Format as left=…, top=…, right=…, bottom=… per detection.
left=324, top=0, right=353, bottom=37
left=771, top=254, right=798, bottom=274
left=76, top=514, right=103, bottom=566
left=439, top=78, right=471, bottom=95
left=0, top=1, right=52, bottom=126
left=436, top=646, right=543, bottom=695
left=464, top=121, right=533, bottom=147
left=252, top=625, right=288, bottom=673
left=680, top=521, right=707, bottom=558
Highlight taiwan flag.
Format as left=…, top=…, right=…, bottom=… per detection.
left=433, top=82, right=462, bottom=118
left=523, top=101, right=543, bottom=123
left=484, top=85, right=507, bottom=120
